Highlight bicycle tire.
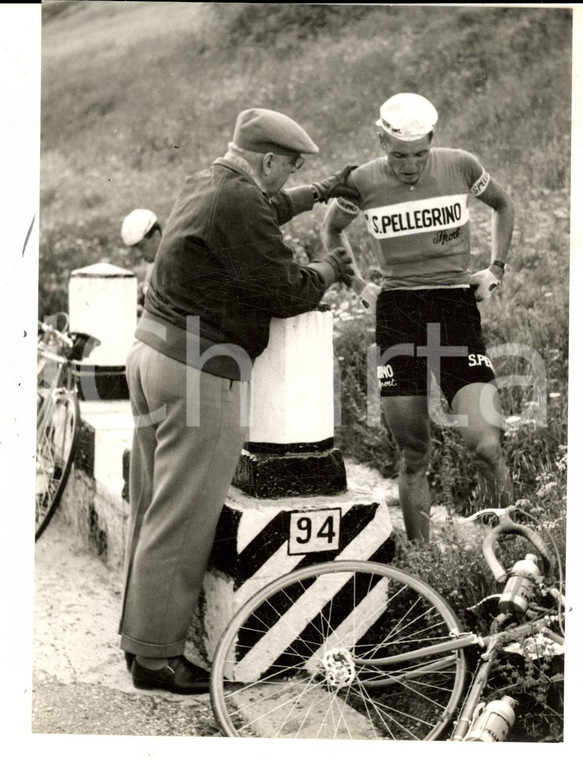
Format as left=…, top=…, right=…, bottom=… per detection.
left=35, top=389, right=80, bottom=541
left=210, top=559, right=467, bottom=740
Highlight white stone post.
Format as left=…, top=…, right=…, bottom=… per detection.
left=248, top=308, right=334, bottom=445
left=233, top=306, right=345, bottom=498
left=68, top=262, right=137, bottom=400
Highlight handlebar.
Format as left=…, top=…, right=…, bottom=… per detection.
left=464, top=506, right=554, bottom=583
left=38, top=319, right=100, bottom=360
left=38, top=320, right=74, bottom=349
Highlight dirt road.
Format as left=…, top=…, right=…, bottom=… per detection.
left=32, top=515, right=220, bottom=738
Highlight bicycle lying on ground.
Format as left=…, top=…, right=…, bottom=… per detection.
left=210, top=505, right=565, bottom=741
left=36, top=314, right=99, bottom=541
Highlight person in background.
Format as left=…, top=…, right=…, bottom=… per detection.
left=321, top=92, right=514, bottom=543
left=119, top=107, right=357, bottom=694
left=121, top=208, right=162, bottom=312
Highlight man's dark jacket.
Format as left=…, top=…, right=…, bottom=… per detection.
left=136, top=158, right=326, bottom=380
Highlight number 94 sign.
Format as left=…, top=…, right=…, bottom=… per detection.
left=288, top=509, right=341, bottom=555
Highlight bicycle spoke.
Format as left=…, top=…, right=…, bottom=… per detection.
left=349, top=678, right=400, bottom=739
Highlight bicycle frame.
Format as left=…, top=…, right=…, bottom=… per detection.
left=354, top=612, right=561, bottom=669
left=37, top=319, right=99, bottom=403
left=351, top=610, right=561, bottom=734
left=354, top=507, right=565, bottom=741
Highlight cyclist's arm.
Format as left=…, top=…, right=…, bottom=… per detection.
left=476, top=177, right=514, bottom=277
left=320, top=198, right=365, bottom=281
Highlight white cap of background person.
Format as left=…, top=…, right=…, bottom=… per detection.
left=121, top=209, right=158, bottom=246
left=376, top=93, right=438, bottom=141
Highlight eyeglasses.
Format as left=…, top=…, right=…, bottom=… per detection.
left=289, top=154, right=305, bottom=172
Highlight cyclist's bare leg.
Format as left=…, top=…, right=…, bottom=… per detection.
left=381, top=395, right=431, bottom=542
left=451, top=382, right=513, bottom=509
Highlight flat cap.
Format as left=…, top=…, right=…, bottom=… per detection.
left=121, top=209, right=157, bottom=246
left=233, top=108, right=319, bottom=156
left=376, top=93, right=438, bottom=141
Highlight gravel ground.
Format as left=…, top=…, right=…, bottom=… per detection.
left=31, top=673, right=220, bottom=736
left=32, top=516, right=220, bottom=739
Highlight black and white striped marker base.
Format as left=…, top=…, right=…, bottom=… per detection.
left=190, top=486, right=394, bottom=669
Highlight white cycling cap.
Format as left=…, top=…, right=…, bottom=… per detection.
left=121, top=208, right=157, bottom=246
left=376, top=93, right=438, bottom=141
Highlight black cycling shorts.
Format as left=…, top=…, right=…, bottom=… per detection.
left=375, top=287, right=495, bottom=407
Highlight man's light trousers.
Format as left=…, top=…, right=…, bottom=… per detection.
left=119, top=340, right=248, bottom=657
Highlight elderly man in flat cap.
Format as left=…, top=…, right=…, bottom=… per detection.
left=119, top=108, right=357, bottom=693
left=321, top=92, right=515, bottom=543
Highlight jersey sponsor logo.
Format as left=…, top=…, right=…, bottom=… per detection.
left=433, top=227, right=461, bottom=245
left=470, top=169, right=490, bottom=197
left=363, top=194, right=469, bottom=239
left=377, top=364, right=397, bottom=388
left=335, top=197, right=360, bottom=216
left=468, top=353, right=494, bottom=370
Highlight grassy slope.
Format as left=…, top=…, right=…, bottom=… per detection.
left=40, top=4, right=571, bottom=250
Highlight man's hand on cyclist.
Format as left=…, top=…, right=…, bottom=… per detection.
left=312, top=165, right=361, bottom=203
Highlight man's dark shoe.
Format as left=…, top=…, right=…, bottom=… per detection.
left=124, top=651, right=135, bottom=672
left=131, top=655, right=210, bottom=694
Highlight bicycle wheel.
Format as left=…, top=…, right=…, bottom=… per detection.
left=35, top=389, right=80, bottom=541
left=211, top=560, right=467, bottom=740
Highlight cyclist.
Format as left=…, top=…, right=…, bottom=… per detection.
left=321, top=92, right=515, bottom=542
left=121, top=208, right=162, bottom=312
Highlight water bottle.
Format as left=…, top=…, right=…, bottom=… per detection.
left=465, top=696, right=517, bottom=742
left=498, top=554, right=540, bottom=615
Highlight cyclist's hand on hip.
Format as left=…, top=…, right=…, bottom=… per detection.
left=358, top=282, right=382, bottom=311
left=470, top=267, right=501, bottom=301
